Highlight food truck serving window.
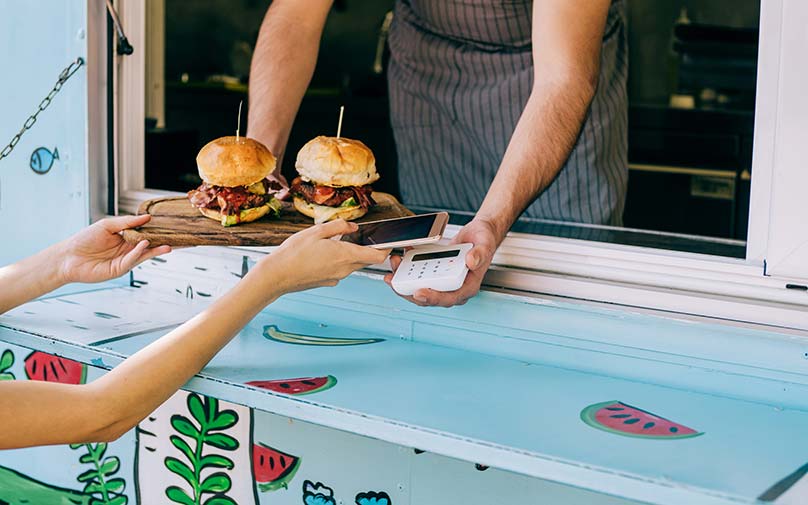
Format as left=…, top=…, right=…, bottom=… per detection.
left=101, top=0, right=808, bottom=325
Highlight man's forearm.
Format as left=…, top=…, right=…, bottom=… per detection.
left=0, top=245, right=65, bottom=314
left=247, top=1, right=332, bottom=166
left=476, top=78, right=596, bottom=240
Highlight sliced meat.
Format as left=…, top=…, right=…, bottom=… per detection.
left=291, top=177, right=375, bottom=209
left=187, top=181, right=273, bottom=215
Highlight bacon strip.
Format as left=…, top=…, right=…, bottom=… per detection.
left=291, top=177, right=375, bottom=209
left=187, top=180, right=274, bottom=215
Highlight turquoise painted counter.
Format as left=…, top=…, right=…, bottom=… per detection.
left=0, top=247, right=806, bottom=505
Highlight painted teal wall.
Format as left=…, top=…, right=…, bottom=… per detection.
left=0, top=341, right=642, bottom=505
left=0, top=1, right=89, bottom=265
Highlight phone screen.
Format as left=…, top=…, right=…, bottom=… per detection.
left=340, top=214, right=439, bottom=246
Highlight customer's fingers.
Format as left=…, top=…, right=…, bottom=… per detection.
left=119, top=240, right=151, bottom=270
left=100, top=214, right=151, bottom=233
left=340, top=243, right=390, bottom=265
left=309, top=219, right=358, bottom=239
left=137, top=244, right=172, bottom=263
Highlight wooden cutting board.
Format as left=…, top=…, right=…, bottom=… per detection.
left=121, top=193, right=413, bottom=247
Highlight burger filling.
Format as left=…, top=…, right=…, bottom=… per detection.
left=291, top=177, right=375, bottom=210
left=188, top=179, right=283, bottom=215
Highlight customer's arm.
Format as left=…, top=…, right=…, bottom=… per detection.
left=0, top=215, right=170, bottom=315
left=248, top=0, right=334, bottom=179
left=0, top=220, right=388, bottom=449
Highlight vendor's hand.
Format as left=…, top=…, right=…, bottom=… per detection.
left=267, top=170, right=290, bottom=201
left=383, top=218, right=501, bottom=307
left=57, top=215, right=172, bottom=284
left=260, top=219, right=390, bottom=294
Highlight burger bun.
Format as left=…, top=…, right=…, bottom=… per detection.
left=293, top=196, right=367, bottom=223
left=198, top=204, right=273, bottom=226
left=295, top=136, right=379, bottom=187
left=197, top=136, right=276, bottom=187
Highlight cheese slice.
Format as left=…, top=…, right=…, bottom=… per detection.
left=312, top=204, right=345, bottom=224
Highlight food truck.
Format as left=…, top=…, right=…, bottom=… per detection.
left=1, top=1, right=808, bottom=504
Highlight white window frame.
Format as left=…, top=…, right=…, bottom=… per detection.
left=110, top=0, right=808, bottom=330
left=746, top=0, right=808, bottom=284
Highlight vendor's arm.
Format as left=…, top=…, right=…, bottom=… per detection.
left=0, top=220, right=389, bottom=449
left=387, top=0, right=611, bottom=307
left=0, top=215, right=170, bottom=315
left=247, top=0, right=333, bottom=187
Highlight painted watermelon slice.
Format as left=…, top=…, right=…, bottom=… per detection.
left=246, top=376, right=337, bottom=396
left=253, top=443, right=301, bottom=492
left=24, top=351, right=86, bottom=385
left=580, top=401, right=702, bottom=440
left=264, top=325, right=384, bottom=347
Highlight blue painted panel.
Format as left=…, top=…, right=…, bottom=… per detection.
left=410, top=452, right=642, bottom=505
left=0, top=338, right=641, bottom=505
left=79, top=281, right=807, bottom=504
left=0, top=342, right=137, bottom=504
left=0, top=1, right=89, bottom=264
left=3, top=249, right=808, bottom=503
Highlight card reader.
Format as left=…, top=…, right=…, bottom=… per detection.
left=391, top=243, right=473, bottom=296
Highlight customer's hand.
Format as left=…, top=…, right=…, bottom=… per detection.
left=258, top=219, right=390, bottom=294
left=57, top=215, right=171, bottom=284
left=384, top=218, right=500, bottom=307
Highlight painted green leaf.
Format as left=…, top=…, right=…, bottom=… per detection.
left=0, top=372, right=15, bottom=381
left=199, top=472, right=231, bottom=494
left=205, top=396, right=218, bottom=424
left=92, top=443, right=108, bottom=460
left=166, top=486, right=195, bottom=505
left=171, top=415, right=200, bottom=438
left=187, top=393, right=207, bottom=427
left=98, top=456, right=120, bottom=476
left=170, top=435, right=196, bottom=465
left=203, top=497, right=238, bottom=505
left=203, top=433, right=239, bottom=451
left=77, top=469, right=101, bottom=482
left=107, top=495, right=128, bottom=505
left=105, top=477, right=126, bottom=493
left=207, top=410, right=238, bottom=431
left=83, top=482, right=105, bottom=495
left=165, top=456, right=196, bottom=486
left=71, top=441, right=128, bottom=505
left=0, top=349, right=14, bottom=370
left=199, top=454, right=235, bottom=470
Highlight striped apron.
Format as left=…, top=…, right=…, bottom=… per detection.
left=387, top=0, right=628, bottom=225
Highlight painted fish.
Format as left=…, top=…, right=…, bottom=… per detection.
left=30, top=146, right=59, bottom=174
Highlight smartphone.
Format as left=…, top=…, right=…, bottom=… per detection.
left=340, top=212, right=449, bottom=249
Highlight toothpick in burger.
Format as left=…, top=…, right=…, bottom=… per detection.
left=291, top=136, right=379, bottom=223
left=188, top=136, right=284, bottom=227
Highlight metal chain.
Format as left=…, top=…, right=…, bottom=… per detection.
left=0, top=57, right=85, bottom=162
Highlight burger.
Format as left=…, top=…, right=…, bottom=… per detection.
left=291, top=136, right=379, bottom=223
left=187, top=136, right=283, bottom=226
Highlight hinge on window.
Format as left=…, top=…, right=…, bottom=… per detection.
left=763, top=259, right=808, bottom=291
